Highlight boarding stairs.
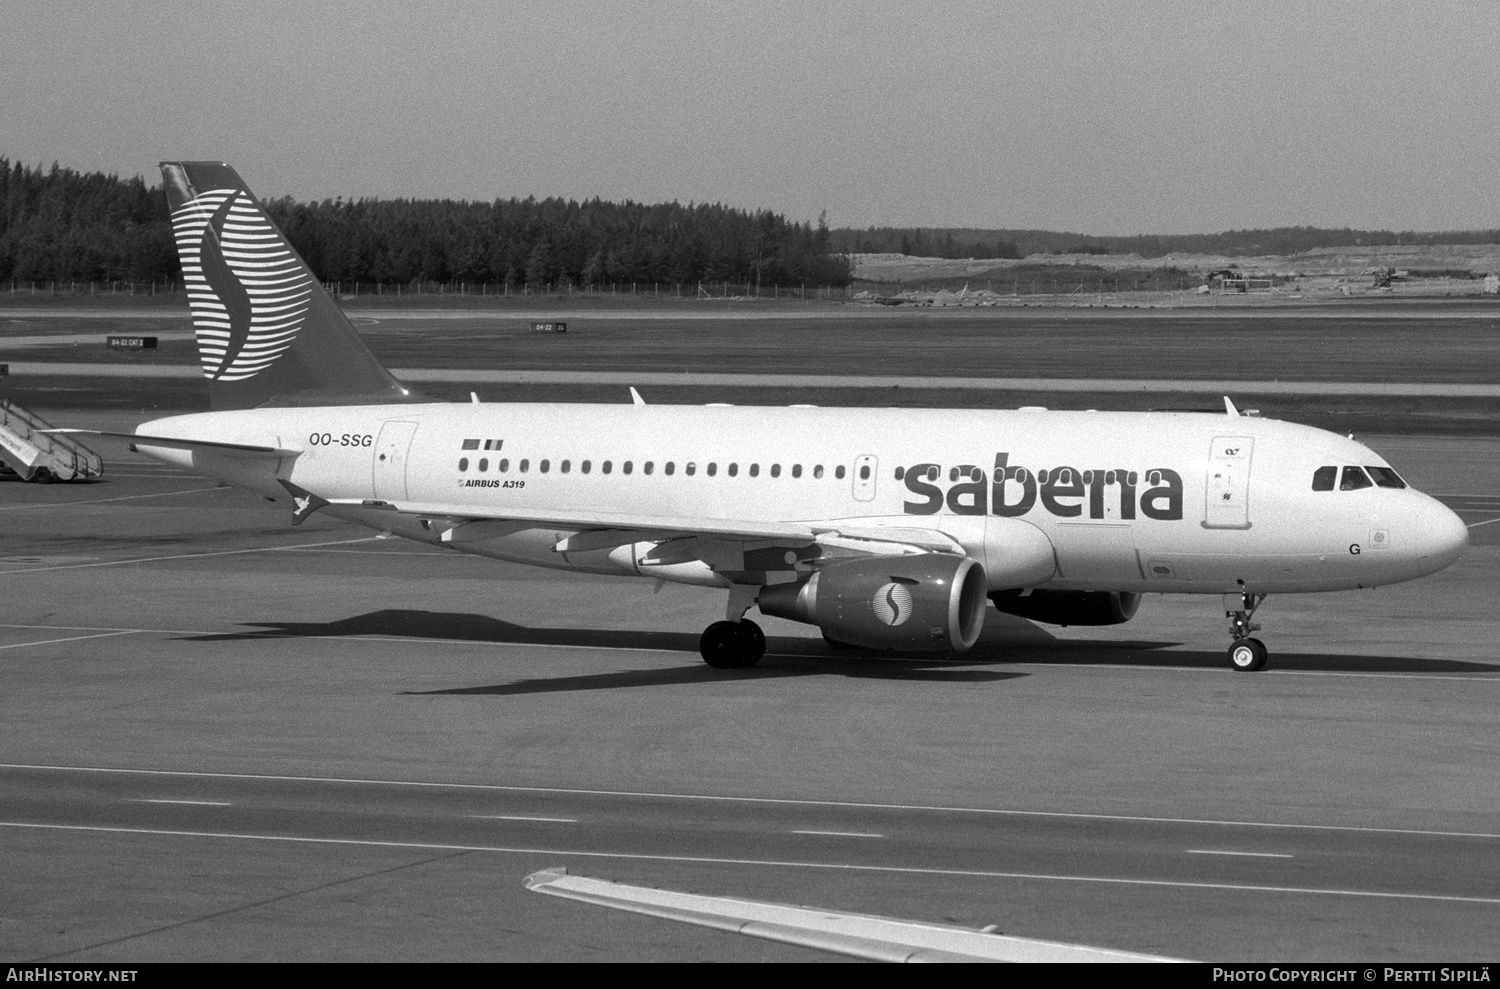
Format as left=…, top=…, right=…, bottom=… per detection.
left=0, top=400, right=104, bottom=483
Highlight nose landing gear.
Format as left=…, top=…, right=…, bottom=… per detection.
left=1226, top=591, right=1268, bottom=672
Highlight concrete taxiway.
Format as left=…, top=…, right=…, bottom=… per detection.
left=0, top=422, right=1497, bottom=961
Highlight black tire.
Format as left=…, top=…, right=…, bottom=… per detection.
left=738, top=619, right=766, bottom=666
left=700, top=620, right=749, bottom=669
left=31, top=467, right=54, bottom=484
left=1228, top=637, right=1268, bottom=672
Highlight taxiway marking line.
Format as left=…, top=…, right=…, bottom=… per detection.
left=5, top=763, right=1499, bottom=842
left=0, top=536, right=383, bottom=574
left=131, top=799, right=231, bottom=807
left=1186, top=850, right=1294, bottom=859
left=1466, top=518, right=1500, bottom=529
left=0, top=630, right=141, bottom=652
left=790, top=830, right=884, bottom=838
left=0, top=486, right=224, bottom=512
left=472, top=815, right=577, bottom=823
left=3, top=820, right=1496, bottom=907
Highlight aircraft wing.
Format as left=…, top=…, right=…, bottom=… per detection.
left=307, top=489, right=963, bottom=562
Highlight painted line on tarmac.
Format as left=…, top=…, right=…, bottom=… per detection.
left=1467, top=518, right=1500, bottom=529
left=131, top=799, right=231, bottom=807
left=1186, top=850, right=1294, bottom=859
left=0, top=630, right=141, bottom=652
left=472, top=815, right=577, bottom=823
left=0, top=485, right=225, bottom=511
left=0, top=536, right=384, bottom=574
left=3, top=820, right=1496, bottom=907
left=5, top=763, right=1500, bottom=843
left=790, top=830, right=885, bottom=838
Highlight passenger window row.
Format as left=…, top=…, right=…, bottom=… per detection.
left=457, top=456, right=848, bottom=480
left=1311, top=465, right=1407, bottom=492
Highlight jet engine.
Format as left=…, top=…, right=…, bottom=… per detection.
left=759, top=554, right=988, bottom=653
left=989, top=589, right=1142, bottom=626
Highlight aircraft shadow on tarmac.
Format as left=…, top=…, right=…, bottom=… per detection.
left=177, top=609, right=1499, bottom=691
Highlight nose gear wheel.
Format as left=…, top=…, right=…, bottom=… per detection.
left=1225, top=592, right=1269, bottom=672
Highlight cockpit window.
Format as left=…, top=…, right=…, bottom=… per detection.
left=1312, top=466, right=1336, bottom=491
left=1340, top=466, right=1373, bottom=491
left=1366, top=466, right=1407, bottom=489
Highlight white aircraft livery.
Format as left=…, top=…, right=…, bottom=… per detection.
left=58, top=163, right=1470, bottom=672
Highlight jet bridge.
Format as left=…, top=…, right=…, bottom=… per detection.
left=0, top=400, right=104, bottom=483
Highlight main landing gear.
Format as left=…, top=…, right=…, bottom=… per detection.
left=1226, top=591, right=1268, bottom=672
left=699, top=619, right=765, bottom=669
left=699, top=584, right=766, bottom=669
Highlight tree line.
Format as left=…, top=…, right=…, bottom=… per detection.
left=0, top=159, right=852, bottom=287
left=833, top=224, right=1500, bottom=260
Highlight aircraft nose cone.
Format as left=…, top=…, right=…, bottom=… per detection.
left=1416, top=499, right=1468, bottom=574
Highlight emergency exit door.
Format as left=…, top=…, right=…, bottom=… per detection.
left=1204, top=436, right=1253, bottom=529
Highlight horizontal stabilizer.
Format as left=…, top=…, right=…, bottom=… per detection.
left=40, top=429, right=299, bottom=457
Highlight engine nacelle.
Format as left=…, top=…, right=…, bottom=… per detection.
left=759, top=554, right=988, bottom=653
left=989, top=589, right=1142, bottom=626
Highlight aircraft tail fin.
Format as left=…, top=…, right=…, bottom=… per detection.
left=160, top=161, right=425, bottom=411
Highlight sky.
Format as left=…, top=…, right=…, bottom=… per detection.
left=3, top=0, right=1498, bottom=235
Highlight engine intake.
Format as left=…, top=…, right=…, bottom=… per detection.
left=990, top=589, right=1142, bottom=626
left=759, top=553, right=988, bottom=653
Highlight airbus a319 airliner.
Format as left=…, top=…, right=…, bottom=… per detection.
left=56, top=163, right=1469, bottom=672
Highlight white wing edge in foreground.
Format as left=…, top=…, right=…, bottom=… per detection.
left=523, top=867, right=1187, bottom=963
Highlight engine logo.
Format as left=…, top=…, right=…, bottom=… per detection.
left=872, top=582, right=914, bottom=626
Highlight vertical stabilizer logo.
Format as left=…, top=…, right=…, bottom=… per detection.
left=170, top=190, right=313, bottom=381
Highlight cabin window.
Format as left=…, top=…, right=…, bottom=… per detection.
left=1312, top=466, right=1336, bottom=491
left=836, top=465, right=846, bottom=480
left=499, top=458, right=509, bottom=472
left=686, top=462, right=696, bottom=476
left=478, top=458, right=489, bottom=472
left=665, top=462, right=675, bottom=476
left=519, top=459, right=529, bottom=473
left=603, top=461, right=613, bottom=474
left=461, top=439, right=480, bottom=451
left=1366, top=466, right=1406, bottom=489
left=540, top=459, right=550, bottom=473
left=813, top=465, right=824, bottom=479
left=581, top=460, right=591, bottom=474
left=860, top=465, right=871, bottom=481
left=458, top=457, right=469, bottom=471
left=770, top=464, right=781, bottom=478
left=792, top=464, right=802, bottom=478
left=1340, top=466, right=1372, bottom=491
left=749, top=464, right=760, bottom=478
left=644, top=462, right=654, bottom=475
left=707, top=463, right=718, bottom=477
left=728, top=463, right=739, bottom=477
left=561, top=460, right=570, bottom=473
left=623, top=461, right=633, bottom=475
